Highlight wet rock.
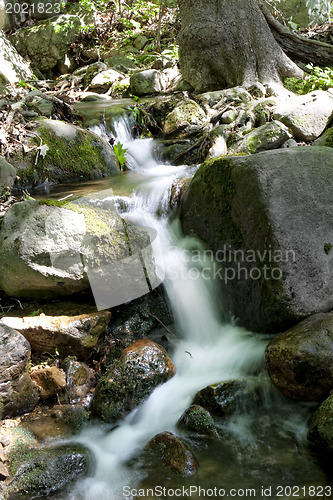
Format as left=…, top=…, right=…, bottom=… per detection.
left=168, top=178, right=191, bottom=212
left=0, top=31, right=34, bottom=84
left=0, top=324, right=39, bottom=419
left=180, top=147, right=333, bottom=333
left=146, top=431, right=198, bottom=476
left=163, top=100, right=206, bottom=136
left=65, top=359, right=93, bottom=403
left=30, top=366, right=66, bottom=399
left=0, top=198, right=151, bottom=303
left=6, top=443, right=93, bottom=499
left=177, top=405, right=219, bottom=438
left=308, top=394, right=333, bottom=451
left=193, top=380, right=261, bottom=416
left=273, top=90, right=333, bottom=141
left=2, top=310, right=111, bottom=360
left=265, top=312, right=333, bottom=401
left=233, top=120, right=292, bottom=154
left=130, top=69, right=167, bottom=96
left=91, top=339, right=176, bottom=423
left=11, top=117, right=119, bottom=189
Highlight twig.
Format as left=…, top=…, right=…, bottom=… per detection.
left=148, top=311, right=176, bottom=337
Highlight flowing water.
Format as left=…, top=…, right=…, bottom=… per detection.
left=42, top=108, right=332, bottom=499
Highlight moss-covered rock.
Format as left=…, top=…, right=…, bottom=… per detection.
left=0, top=157, right=16, bottom=201
left=180, top=147, right=333, bottom=333
left=308, top=394, right=333, bottom=451
left=177, top=404, right=219, bottom=437
left=0, top=198, right=151, bottom=300
left=313, top=128, right=333, bottom=148
left=10, top=14, right=93, bottom=73
left=163, top=100, right=206, bottom=136
left=90, top=339, right=175, bottom=423
left=6, top=442, right=93, bottom=499
left=144, top=431, right=198, bottom=476
left=11, top=118, right=119, bottom=189
left=232, top=120, right=292, bottom=155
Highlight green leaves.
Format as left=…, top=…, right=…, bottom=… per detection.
left=284, top=64, right=333, bottom=95
left=113, top=141, right=128, bottom=170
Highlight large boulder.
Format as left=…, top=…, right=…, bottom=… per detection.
left=0, top=199, right=152, bottom=302
left=265, top=312, right=333, bottom=401
left=0, top=323, right=39, bottom=419
left=90, top=339, right=176, bottom=422
left=10, top=14, right=92, bottom=73
left=273, top=90, right=333, bottom=141
left=11, top=118, right=119, bottom=189
left=162, top=99, right=206, bottom=136
left=180, top=147, right=333, bottom=333
left=1, top=310, right=111, bottom=359
left=308, top=394, right=333, bottom=451
left=0, top=31, right=34, bottom=84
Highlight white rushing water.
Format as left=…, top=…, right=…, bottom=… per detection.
left=66, top=114, right=317, bottom=500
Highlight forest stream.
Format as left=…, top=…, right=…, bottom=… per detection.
left=29, top=102, right=333, bottom=500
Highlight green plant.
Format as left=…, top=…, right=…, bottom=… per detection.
left=284, top=64, right=333, bottom=95
left=17, top=80, right=37, bottom=91
left=113, top=141, right=128, bottom=170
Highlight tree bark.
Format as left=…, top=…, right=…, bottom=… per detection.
left=177, top=0, right=303, bottom=92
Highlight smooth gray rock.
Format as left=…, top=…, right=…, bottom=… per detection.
left=273, top=90, right=333, bottom=141
left=0, top=199, right=152, bottom=301
left=180, top=147, right=333, bottom=333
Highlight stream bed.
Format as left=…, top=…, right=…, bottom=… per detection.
left=33, top=103, right=333, bottom=500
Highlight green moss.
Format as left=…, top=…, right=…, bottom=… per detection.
left=24, top=122, right=113, bottom=187
left=324, top=243, right=332, bottom=254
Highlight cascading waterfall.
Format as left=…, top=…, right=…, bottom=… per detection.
left=64, top=112, right=328, bottom=500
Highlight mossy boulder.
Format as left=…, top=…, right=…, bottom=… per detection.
left=11, top=118, right=119, bottom=189
left=177, top=405, right=219, bottom=438
left=144, top=431, right=198, bottom=476
left=0, top=199, right=151, bottom=300
left=180, top=147, right=333, bottom=333
left=10, top=14, right=93, bottom=73
left=308, top=394, right=333, bottom=451
left=232, top=120, right=292, bottom=154
left=6, top=442, right=93, bottom=499
left=0, top=323, right=39, bottom=419
left=130, top=69, right=167, bottom=96
left=90, top=339, right=175, bottom=423
left=266, top=312, right=333, bottom=401
left=163, top=99, right=206, bottom=136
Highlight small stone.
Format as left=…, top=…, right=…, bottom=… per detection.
left=30, top=366, right=66, bottom=399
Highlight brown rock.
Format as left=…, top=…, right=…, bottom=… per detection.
left=147, top=431, right=198, bottom=476
left=1, top=310, right=111, bottom=359
left=30, top=366, right=66, bottom=399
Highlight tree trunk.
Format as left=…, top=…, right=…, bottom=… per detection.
left=177, top=0, right=303, bottom=92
